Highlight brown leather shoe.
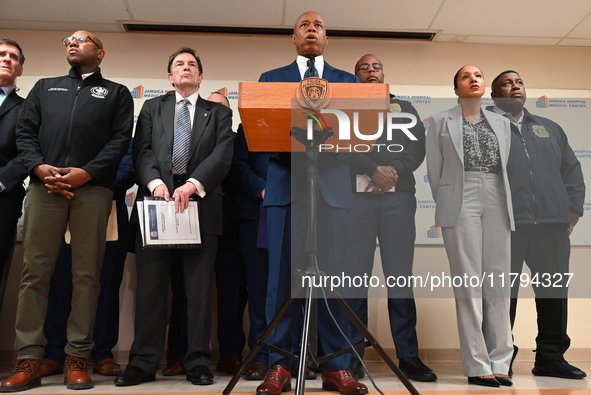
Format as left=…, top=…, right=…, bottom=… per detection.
left=256, top=364, right=291, bottom=394
left=162, top=358, right=186, bottom=376
left=244, top=361, right=267, bottom=381
left=0, top=359, right=42, bottom=392
left=39, top=359, right=63, bottom=377
left=322, top=370, right=368, bottom=395
left=64, top=355, right=93, bottom=390
left=92, top=358, right=122, bottom=376
left=216, top=356, right=242, bottom=374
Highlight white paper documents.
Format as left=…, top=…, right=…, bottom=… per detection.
left=137, top=198, right=201, bottom=248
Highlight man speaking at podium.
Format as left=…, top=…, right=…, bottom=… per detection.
left=256, top=11, right=367, bottom=395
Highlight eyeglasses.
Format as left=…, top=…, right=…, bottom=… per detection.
left=62, top=35, right=102, bottom=49
left=356, top=63, right=383, bottom=72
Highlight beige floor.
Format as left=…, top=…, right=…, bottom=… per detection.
left=1, top=360, right=590, bottom=394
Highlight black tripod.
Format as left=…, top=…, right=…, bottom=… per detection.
left=223, top=126, right=420, bottom=395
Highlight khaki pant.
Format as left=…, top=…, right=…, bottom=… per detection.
left=15, top=182, right=112, bottom=359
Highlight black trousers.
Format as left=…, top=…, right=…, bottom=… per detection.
left=510, top=224, right=571, bottom=363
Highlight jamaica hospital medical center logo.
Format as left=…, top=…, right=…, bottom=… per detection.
left=536, top=95, right=587, bottom=109
left=131, top=85, right=170, bottom=99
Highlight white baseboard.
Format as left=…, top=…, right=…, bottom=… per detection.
left=2, top=347, right=590, bottom=366
left=363, top=347, right=591, bottom=363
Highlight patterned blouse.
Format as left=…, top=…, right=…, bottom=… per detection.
left=462, top=113, right=501, bottom=170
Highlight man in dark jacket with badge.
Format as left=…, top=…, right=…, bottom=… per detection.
left=346, top=54, right=436, bottom=382
left=489, top=70, right=585, bottom=380
left=1, top=30, right=133, bottom=392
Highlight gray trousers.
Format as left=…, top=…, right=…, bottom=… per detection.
left=442, top=172, right=513, bottom=377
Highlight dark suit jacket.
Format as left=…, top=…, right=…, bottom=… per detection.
left=226, top=124, right=268, bottom=221
left=259, top=61, right=359, bottom=209
left=133, top=94, right=234, bottom=236
left=0, top=89, right=27, bottom=221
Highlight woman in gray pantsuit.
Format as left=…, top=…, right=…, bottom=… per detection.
left=426, top=65, right=514, bottom=387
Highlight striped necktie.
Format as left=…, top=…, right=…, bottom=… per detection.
left=172, top=99, right=191, bottom=174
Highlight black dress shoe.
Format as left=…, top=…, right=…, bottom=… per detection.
left=399, top=357, right=437, bottom=382
left=494, top=376, right=513, bottom=386
left=532, top=360, right=587, bottom=379
left=114, top=366, right=155, bottom=386
left=186, top=365, right=214, bottom=385
left=349, top=358, right=365, bottom=381
left=468, top=376, right=500, bottom=387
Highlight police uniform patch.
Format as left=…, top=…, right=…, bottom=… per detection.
left=532, top=125, right=549, bottom=138
left=390, top=102, right=402, bottom=113
left=296, top=77, right=330, bottom=110
left=91, top=86, right=108, bottom=99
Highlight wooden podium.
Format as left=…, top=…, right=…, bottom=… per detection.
left=238, top=81, right=390, bottom=152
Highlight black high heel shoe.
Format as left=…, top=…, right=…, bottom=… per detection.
left=468, top=376, right=500, bottom=387
left=494, top=375, right=513, bottom=386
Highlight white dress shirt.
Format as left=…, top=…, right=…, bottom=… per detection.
left=147, top=91, right=206, bottom=197
left=296, top=55, right=325, bottom=79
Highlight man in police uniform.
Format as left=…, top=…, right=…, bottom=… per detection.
left=1, top=31, right=133, bottom=392
left=489, top=70, right=585, bottom=379
left=346, top=54, right=435, bottom=382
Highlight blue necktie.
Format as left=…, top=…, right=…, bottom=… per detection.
left=0, top=89, right=5, bottom=108
left=172, top=99, right=191, bottom=174
left=304, top=58, right=318, bottom=79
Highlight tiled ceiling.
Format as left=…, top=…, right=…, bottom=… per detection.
left=2, top=0, right=591, bottom=47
